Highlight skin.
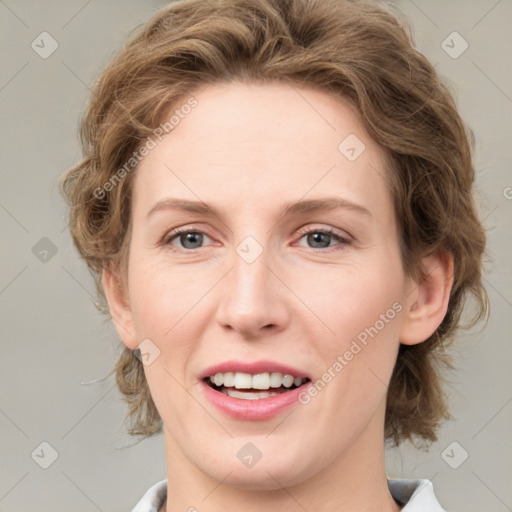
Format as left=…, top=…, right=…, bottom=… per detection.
left=103, top=81, right=454, bottom=512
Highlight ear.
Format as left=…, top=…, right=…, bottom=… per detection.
left=102, top=264, right=138, bottom=350
left=399, top=250, right=454, bottom=346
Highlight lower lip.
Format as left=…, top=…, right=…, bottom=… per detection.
left=200, top=380, right=310, bottom=421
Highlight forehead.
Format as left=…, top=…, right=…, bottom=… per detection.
left=132, top=81, right=393, bottom=221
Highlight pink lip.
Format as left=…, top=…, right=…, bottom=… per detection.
left=198, top=360, right=310, bottom=380
left=198, top=360, right=312, bottom=421
left=200, top=380, right=311, bottom=421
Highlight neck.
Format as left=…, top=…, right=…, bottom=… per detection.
left=161, top=403, right=401, bottom=512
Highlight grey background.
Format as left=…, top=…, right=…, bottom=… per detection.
left=0, top=0, right=510, bottom=510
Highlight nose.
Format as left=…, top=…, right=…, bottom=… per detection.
left=215, top=240, right=290, bottom=339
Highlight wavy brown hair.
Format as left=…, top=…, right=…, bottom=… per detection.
left=59, top=0, right=488, bottom=446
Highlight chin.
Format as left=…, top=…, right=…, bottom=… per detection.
left=209, top=463, right=308, bottom=491
left=196, top=444, right=316, bottom=491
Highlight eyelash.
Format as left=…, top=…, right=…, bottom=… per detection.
left=162, top=226, right=352, bottom=252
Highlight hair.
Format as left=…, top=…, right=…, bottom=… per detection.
left=59, top=0, right=489, bottom=446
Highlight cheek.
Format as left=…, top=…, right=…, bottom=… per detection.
left=127, top=254, right=206, bottom=339
left=128, top=258, right=207, bottom=424
left=293, top=258, right=405, bottom=343
left=294, top=252, right=405, bottom=415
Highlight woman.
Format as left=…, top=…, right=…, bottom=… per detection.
left=59, top=0, right=488, bottom=510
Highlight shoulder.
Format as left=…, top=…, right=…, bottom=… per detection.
left=130, top=479, right=167, bottom=512
left=388, top=479, right=448, bottom=511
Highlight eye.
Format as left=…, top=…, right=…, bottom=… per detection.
left=296, top=227, right=351, bottom=250
left=162, top=226, right=351, bottom=252
left=163, top=228, right=213, bottom=250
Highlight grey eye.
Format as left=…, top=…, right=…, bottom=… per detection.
left=177, top=232, right=204, bottom=249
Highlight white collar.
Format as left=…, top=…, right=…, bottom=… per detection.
left=131, top=478, right=447, bottom=511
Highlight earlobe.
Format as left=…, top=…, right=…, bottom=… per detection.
left=399, top=250, right=454, bottom=346
left=102, top=265, right=138, bottom=350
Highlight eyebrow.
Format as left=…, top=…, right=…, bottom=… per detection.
left=146, top=196, right=372, bottom=220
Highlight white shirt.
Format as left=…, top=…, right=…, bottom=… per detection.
left=131, top=478, right=447, bottom=511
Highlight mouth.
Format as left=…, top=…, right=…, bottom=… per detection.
left=204, top=371, right=311, bottom=400
left=199, top=361, right=313, bottom=420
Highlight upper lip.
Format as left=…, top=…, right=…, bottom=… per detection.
left=199, top=360, right=311, bottom=380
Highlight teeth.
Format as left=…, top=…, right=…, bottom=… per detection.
left=282, top=374, right=294, bottom=388
left=252, top=373, right=270, bottom=390
left=223, top=372, right=235, bottom=387
left=269, top=372, right=283, bottom=388
left=223, top=389, right=282, bottom=400
left=207, top=371, right=306, bottom=390
left=234, top=373, right=252, bottom=389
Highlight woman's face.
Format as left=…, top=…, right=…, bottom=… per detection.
left=115, top=81, right=417, bottom=488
